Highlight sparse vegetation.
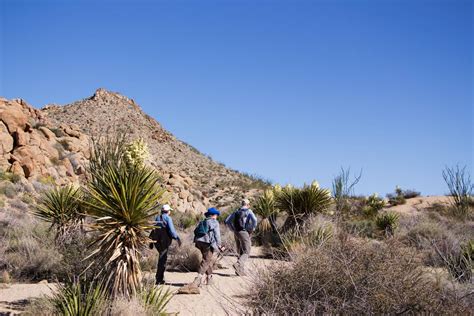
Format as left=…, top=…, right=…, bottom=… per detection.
left=33, top=185, right=83, bottom=241
left=362, top=193, right=385, bottom=217
left=443, top=165, right=473, bottom=218
left=375, top=212, right=400, bottom=237
left=332, top=167, right=362, bottom=216
left=249, top=238, right=473, bottom=315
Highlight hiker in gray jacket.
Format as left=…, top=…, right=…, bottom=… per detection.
left=190, top=207, right=224, bottom=288
left=225, top=199, right=257, bottom=276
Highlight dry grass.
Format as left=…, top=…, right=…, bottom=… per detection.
left=249, top=237, right=473, bottom=315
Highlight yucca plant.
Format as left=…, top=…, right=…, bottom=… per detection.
left=34, top=185, right=83, bottom=241
left=49, top=280, right=107, bottom=316
left=254, top=189, right=278, bottom=233
left=84, top=136, right=166, bottom=298
left=306, top=225, right=333, bottom=247
left=375, top=212, right=400, bottom=237
left=275, top=181, right=332, bottom=231
left=362, top=193, right=386, bottom=218
left=139, top=285, right=172, bottom=315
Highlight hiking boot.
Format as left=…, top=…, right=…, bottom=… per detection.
left=177, top=283, right=200, bottom=294
left=191, top=274, right=203, bottom=287
left=233, top=263, right=247, bottom=276
left=205, top=275, right=214, bottom=286
left=155, top=280, right=166, bottom=285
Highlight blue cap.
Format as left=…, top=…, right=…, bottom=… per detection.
left=205, top=207, right=220, bottom=217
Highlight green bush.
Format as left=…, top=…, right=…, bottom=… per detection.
left=375, top=212, right=400, bottom=237
left=345, top=219, right=376, bottom=238
left=0, top=182, right=18, bottom=199
left=48, top=280, right=107, bottom=316
left=362, top=193, right=385, bottom=217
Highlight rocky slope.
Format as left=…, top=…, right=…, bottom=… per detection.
left=0, top=89, right=267, bottom=214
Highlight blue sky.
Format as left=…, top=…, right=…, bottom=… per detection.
left=1, top=0, right=472, bottom=195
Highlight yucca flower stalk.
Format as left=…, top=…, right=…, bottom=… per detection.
left=84, top=136, right=165, bottom=298
left=34, top=184, right=83, bottom=241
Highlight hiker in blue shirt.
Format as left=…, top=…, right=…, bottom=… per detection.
left=225, top=199, right=257, bottom=276
left=150, top=204, right=181, bottom=285
left=179, top=207, right=224, bottom=294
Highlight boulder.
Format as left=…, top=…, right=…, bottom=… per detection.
left=13, top=128, right=29, bottom=147
left=0, top=101, right=28, bottom=133
left=10, top=161, right=25, bottom=177
left=0, top=122, right=13, bottom=154
left=38, top=126, right=56, bottom=141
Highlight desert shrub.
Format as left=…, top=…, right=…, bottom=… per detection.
left=278, top=218, right=334, bottom=257
left=387, top=186, right=421, bottom=206
left=20, top=192, right=36, bottom=205
left=167, top=240, right=202, bottom=272
left=0, top=209, right=63, bottom=281
left=249, top=239, right=472, bottom=314
left=403, top=189, right=421, bottom=199
left=332, top=167, right=362, bottom=216
left=433, top=238, right=473, bottom=283
left=55, top=230, right=102, bottom=281
left=34, top=185, right=84, bottom=241
left=443, top=165, right=473, bottom=218
left=275, top=182, right=332, bottom=231
left=344, top=218, right=376, bottom=238
left=253, top=189, right=278, bottom=233
left=172, top=211, right=200, bottom=230
left=362, top=193, right=385, bottom=217
left=48, top=280, right=107, bottom=316
left=138, top=284, right=172, bottom=315
left=375, top=212, right=400, bottom=237
left=0, top=171, right=21, bottom=183
left=0, top=181, right=18, bottom=198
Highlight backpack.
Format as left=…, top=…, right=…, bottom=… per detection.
left=194, top=219, right=210, bottom=239
left=233, top=208, right=249, bottom=231
left=150, top=215, right=171, bottom=248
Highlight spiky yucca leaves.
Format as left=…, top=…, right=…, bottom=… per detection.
left=275, top=181, right=332, bottom=231
left=375, top=212, right=400, bottom=237
left=139, top=285, right=172, bottom=315
left=362, top=193, right=386, bottom=218
left=49, top=280, right=107, bottom=316
left=34, top=185, right=83, bottom=240
left=85, top=136, right=165, bottom=298
left=254, top=189, right=278, bottom=233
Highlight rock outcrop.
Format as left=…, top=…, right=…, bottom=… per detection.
left=0, top=97, right=89, bottom=185
left=0, top=89, right=267, bottom=214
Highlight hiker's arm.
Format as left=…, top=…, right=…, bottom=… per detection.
left=166, top=217, right=180, bottom=240
left=248, top=210, right=258, bottom=231
left=214, top=222, right=222, bottom=248
left=224, top=212, right=234, bottom=231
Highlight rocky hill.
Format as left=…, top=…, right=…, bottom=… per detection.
left=0, top=89, right=267, bottom=214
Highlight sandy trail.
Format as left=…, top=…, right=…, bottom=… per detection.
left=0, top=249, right=276, bottom=315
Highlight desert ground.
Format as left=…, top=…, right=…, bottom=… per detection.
left=0, top=248, right=275, bottom=315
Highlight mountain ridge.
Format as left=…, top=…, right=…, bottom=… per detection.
left=0, top=89, right=267, bottom=214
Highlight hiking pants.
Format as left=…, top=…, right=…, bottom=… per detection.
left=235, top=230, right=251, bottom=268
left=195, top=241, right=216, bottom=275
left=155, top=245, right=170, bottom=283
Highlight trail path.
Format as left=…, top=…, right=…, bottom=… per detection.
left=0, top=248, right=276, bottom=315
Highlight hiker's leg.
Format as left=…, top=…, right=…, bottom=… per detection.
left=198, top=243, right=213, bottom=275
left=236, top=231, right=251, bottom=268
left=234, top=232, right=242, bottom=256
left=155, top=247, right=168, bottom=283
left=205, top=250, right=217, bottom=275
